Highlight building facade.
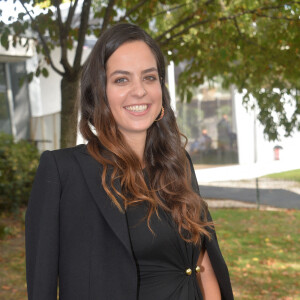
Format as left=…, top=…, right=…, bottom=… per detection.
left=1, top=38, right=299, bottom=170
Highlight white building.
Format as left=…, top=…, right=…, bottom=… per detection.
left=1, top=36, right=299, bottom=174
left=0, top=36, right=92, bottom=151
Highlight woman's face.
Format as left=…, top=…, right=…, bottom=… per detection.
left=106, top=41, right=162, bottom=143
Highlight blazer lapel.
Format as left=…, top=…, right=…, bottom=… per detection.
left=73, top=146, right=133, bottom=256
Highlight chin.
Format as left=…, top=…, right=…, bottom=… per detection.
left=131, top=121, right=155, bottom=131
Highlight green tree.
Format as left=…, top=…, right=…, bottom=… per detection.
left=1, top=0, right=299, bottom=146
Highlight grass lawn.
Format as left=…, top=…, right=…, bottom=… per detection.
left=211, top=209, right=300, bottom=300
left=263, top=169, right=300, bottom=182
left=1, top=208, right=300, bottom=299
left=0, top=212, right=26, bottom=300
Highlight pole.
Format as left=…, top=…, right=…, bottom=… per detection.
left=167, top=61, right=176, bottom=113
left=253, top=104, right=260, bottom=210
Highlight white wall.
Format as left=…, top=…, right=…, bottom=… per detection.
left=234, top=91, right=300, bottom=165
left=26, top=55, right=43, bottom=117
left=26, top=43, right=92, bottom=149
left=0, top=37, right=34, bottom=62
left=39, top=48, right=63, bottom=115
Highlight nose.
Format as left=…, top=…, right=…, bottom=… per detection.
left=131, top=78, right=147, bottom=98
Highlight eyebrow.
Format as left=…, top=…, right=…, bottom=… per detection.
left=109, top=67, right=158, bottom=78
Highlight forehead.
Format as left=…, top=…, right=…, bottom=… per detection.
left=106, top=41, right=157, bottom=72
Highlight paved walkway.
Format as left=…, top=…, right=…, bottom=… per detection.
left=205, top=199, right=286, bottom=211
left=194, top=159, right=300, bottom=182
left=194, top=161, right=300, bottom=210
left=199, top=181, right=300, bottom=210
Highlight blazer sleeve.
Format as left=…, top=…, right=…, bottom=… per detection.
left=186, top=152, right=234, bottom=300
left=25, top=151, right=61, bottom=300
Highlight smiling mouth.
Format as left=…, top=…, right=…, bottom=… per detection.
left=125, top=104, right=149, bottom=112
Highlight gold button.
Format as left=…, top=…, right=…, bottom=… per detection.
left=195, top=266, right=201, bottom=273
left=185, top=268, right=192, bottom=275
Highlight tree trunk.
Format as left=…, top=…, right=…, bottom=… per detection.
left=60, top=75, right=80, bottom=149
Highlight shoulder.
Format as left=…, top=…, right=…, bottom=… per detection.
left=184, top=149, right=193, bottom=164
left=41, top=144, right=86, bottom=167
left=50, top=144, right=87, bottom=160
left=183, top=149, right=200, bottom=194
left=38, top=144, right=90, bottom=182
left=184, top=149, right=195, bottom=175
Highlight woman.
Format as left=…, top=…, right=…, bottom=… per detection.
left=26, top=23, right=234, bottom=300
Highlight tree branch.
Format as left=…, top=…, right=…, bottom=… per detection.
left=18, top=0, right=64, bottom=76
left=152, top=0, right=217, bottom=42
left=53, top=0, right=63, bottom=29
left=118, top=0, right=149, bottom=22
left=233, top=17, right=242, bottom=38
left=65, top=0, right=79, bottom=34
left=158, top=18, right=212, bottom=46
left=73, top=0, right=92, bottom=73
left=101, top=0, right=116, bottom=32
left=255, top=13, right=300, bottom=21
left=52, top=0, right=72, bottom=73
left=138, top=2, right=188, bottom=26
left=155, top=13, right=196, bottom=42
left=158, top=2, right=300, bottom=46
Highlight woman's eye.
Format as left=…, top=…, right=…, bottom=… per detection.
left=115, top=77, right=128, bottom=84
left=144, top=75, right=157, bottom=81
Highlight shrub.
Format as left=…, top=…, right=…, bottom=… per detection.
left=0, top=133, right=40, bottom=212
left=0, top=223, right=13, bottom=240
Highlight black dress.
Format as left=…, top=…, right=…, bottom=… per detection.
left=126, top=201, right=204, bottom=300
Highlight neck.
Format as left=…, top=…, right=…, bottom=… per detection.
left=122, top=132, right=146, bottom=166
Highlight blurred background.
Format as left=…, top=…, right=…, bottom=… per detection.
left=0, top=0, right=299, bottom=299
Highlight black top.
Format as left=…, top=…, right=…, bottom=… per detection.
left=26, top=145, right=233, bottom=300
left=126, top=201, right=203, bottom=300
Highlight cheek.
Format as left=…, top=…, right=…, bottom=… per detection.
left=106, top=87, right=126, bottom=111
left=155, top=88, right=163, bottom=107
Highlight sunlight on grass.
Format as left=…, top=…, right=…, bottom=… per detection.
left=263, top=169, right=300, bottom=182
left=211, top=209, right=300, bottom=300
left=1, top=209, right=300, bottom=299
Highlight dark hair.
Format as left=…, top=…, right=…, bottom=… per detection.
left=79, top=23, right=211, bottom=244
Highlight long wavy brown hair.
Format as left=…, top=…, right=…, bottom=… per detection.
left=79, top=23, right=212, bottom=244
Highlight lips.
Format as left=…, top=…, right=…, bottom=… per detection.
left=124, top=104, right=148, bottom=112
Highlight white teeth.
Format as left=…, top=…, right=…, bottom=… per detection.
left=125, top=105, right=148, bottom=112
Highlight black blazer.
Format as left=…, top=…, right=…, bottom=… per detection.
left=25, top=144, right=234, bottom=300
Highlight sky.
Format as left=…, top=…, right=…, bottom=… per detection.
left=0, top=0, right=25, bottom=23
left=0, top=0, right=50, bottom=23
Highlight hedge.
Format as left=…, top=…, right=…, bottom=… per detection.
left=0, top=133, right=39, bottom=212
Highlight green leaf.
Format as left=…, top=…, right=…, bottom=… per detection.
left=3, top=0, right=300, bottom=142
left=42, top=68, right=49, bottom=77
left=1, top=31, right=9, bottom=50
left=35, top=68, right=40, bottom=77
left=27, top=72, right=34, bottom=83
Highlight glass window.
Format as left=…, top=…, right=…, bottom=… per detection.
left=176, top=83, right=239, bottom=166
left=9, top=62, right=31, bottom=140
left=0, top=63, right=12, bottom=135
